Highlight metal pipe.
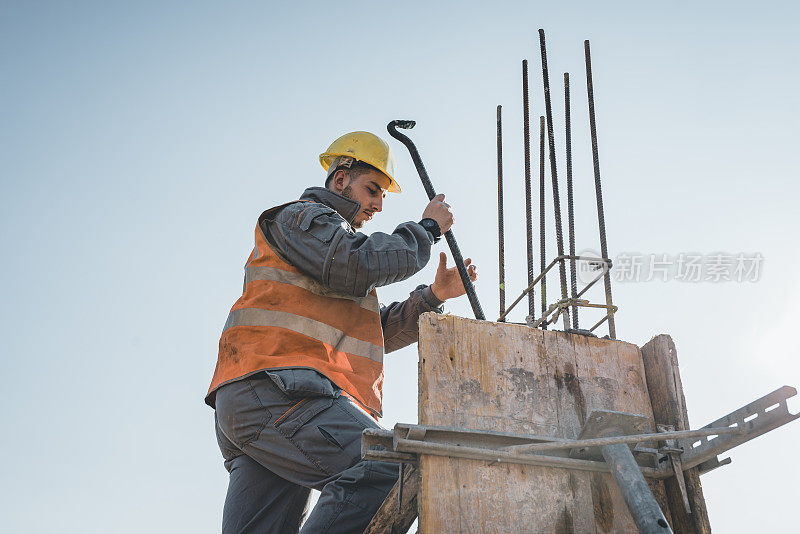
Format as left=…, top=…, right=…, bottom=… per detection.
left=523, top=60, right=535, bottom=319
left=393, top=438, right=665, bottom=478
left=564, top=72, right=579, bottom=329
left=538, top=28, right=571, bottom=330
left=601, top=442, right=673, bottom=533
left=387, top=120, right=486, bottom=320
left=584, top=40, right=616, bottom=338
left=505, top=426, right=740, bottom=454
left=539, top=115, right=547, bottom=328
left=497, top=105, right=506, bottom=321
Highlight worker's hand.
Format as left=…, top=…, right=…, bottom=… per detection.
left=430, top=252, right=477, bottom=301
left=422, top=194, right=454, bottom=234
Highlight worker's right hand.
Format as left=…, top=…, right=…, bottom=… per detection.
left=422, top=194, right=454, bottom=234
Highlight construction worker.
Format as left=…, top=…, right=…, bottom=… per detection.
left=206, top=131, right=478, bottom=533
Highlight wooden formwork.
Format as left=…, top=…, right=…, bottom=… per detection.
left=367, top=313, right=710, bottom=533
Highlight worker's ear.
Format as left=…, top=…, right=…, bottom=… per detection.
left=330, top=169, right=350, bottom=193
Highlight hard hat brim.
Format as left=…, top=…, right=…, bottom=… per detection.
left=319, top=152, right=401, bottom=193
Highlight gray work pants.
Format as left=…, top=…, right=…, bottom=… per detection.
left=214, top=370, right=398, bottom=533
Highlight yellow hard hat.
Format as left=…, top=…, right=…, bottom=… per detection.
left=319, top=131, right=401, bottom=193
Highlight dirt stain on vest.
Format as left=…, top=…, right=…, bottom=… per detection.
left=591, top=473, right=614, bottom=533
left=563, top=362, right=587, bottom=426
left=222, top=342, right=241, bottom=364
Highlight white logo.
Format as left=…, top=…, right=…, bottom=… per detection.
left=576, top=249, right=608, bottom=285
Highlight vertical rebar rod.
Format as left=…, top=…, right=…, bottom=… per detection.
left=538, top=115, right=547, bottom=329
left=538, top=28, right=571, bottom=331
left=523, top=60, right=535, bottom=319
left=497, top=105, right=506, bottom=321
left=564, top=72, right=579, bottom=330
left=584, top=40, right=616, bottom=338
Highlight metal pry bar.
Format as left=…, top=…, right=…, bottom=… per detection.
left=387, top=120, right=486, bottom=320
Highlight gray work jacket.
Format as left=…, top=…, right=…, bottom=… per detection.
left=260, top=187, right=444, bottom=393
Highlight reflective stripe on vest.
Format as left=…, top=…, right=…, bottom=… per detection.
left=222, top=308, right=383, bottom=362
left=244, top=265, right=380, bottom=312
left=206, top=201, right=385, bottom=417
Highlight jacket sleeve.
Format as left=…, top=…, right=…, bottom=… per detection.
left=380, top=285, right=445, bottom=353
left=264, top=202, right=435, bottom=298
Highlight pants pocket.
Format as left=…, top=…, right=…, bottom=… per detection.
left=273, top=396, right=335, bottom=439
left=267, top=369, right=341, bottom=398
left=215, top=379, right=273, bottom=448
left=284, top=398, right=372, bottom=477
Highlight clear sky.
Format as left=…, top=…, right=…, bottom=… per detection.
left=2, top=1, right=798, bottom=532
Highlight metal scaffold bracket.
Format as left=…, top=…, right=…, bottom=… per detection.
left=363, top=387, right=798, bottom=534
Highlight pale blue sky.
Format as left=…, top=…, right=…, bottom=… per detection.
left=2, top=1, right=798, bottom=532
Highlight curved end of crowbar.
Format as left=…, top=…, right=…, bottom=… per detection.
left=387, top=120, right=416, bottom=133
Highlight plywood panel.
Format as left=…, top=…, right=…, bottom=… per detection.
left=417, top=313, right=671, bottom=533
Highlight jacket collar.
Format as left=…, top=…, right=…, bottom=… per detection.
left=300, top=187, right=361, bottom=225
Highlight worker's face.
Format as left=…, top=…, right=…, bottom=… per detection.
left=331, top=169, right=390, bottom=229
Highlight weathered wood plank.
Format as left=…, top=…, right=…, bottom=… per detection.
left=364, top=464, right=420, bottom=534
left=641, top=334, right=712, bottom=534
left=417, top=313, right=674, bottom=533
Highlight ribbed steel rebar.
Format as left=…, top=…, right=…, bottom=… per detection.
left=523, top=60, right=535, bottom=319
left=564, top=72, right=579, bottom=330
left=584, top=40, right=616, bottom=338
left=538, top=28, right=570, bottom=331
left=497, top=105, right=506, bottom=321
left=539, top=115, right=547, bottom=328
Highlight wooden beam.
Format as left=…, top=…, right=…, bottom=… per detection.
left=640, top=334, right=712, bottom=534
left=364, top=464, right=420, bottom=534
left=417, top=313, right=675, bottom=532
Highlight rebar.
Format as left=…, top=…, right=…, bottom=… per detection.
left=523, top=60, right=535, bottom=319
left=497, top=254, right=610, bottom=322
left=564, top=72, right=579, bottom=330
left=538, top=115, right=547, bottom=328
left=538, top=28, right=571, bottom=331
left=497, top=105, right=506, bottom=321
left=584, top=40, right=616, bottom=338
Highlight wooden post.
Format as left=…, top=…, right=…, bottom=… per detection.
left=364, top=465, right=420, bottom=534
left=416, top=313, right=675, bottom=533
left=640, top=334, right=712, bottom=533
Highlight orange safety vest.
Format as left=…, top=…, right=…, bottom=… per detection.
left=206, top=202, right=385, bottom=417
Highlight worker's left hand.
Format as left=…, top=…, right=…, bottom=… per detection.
left=430, top=252, right=477, bottom=302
